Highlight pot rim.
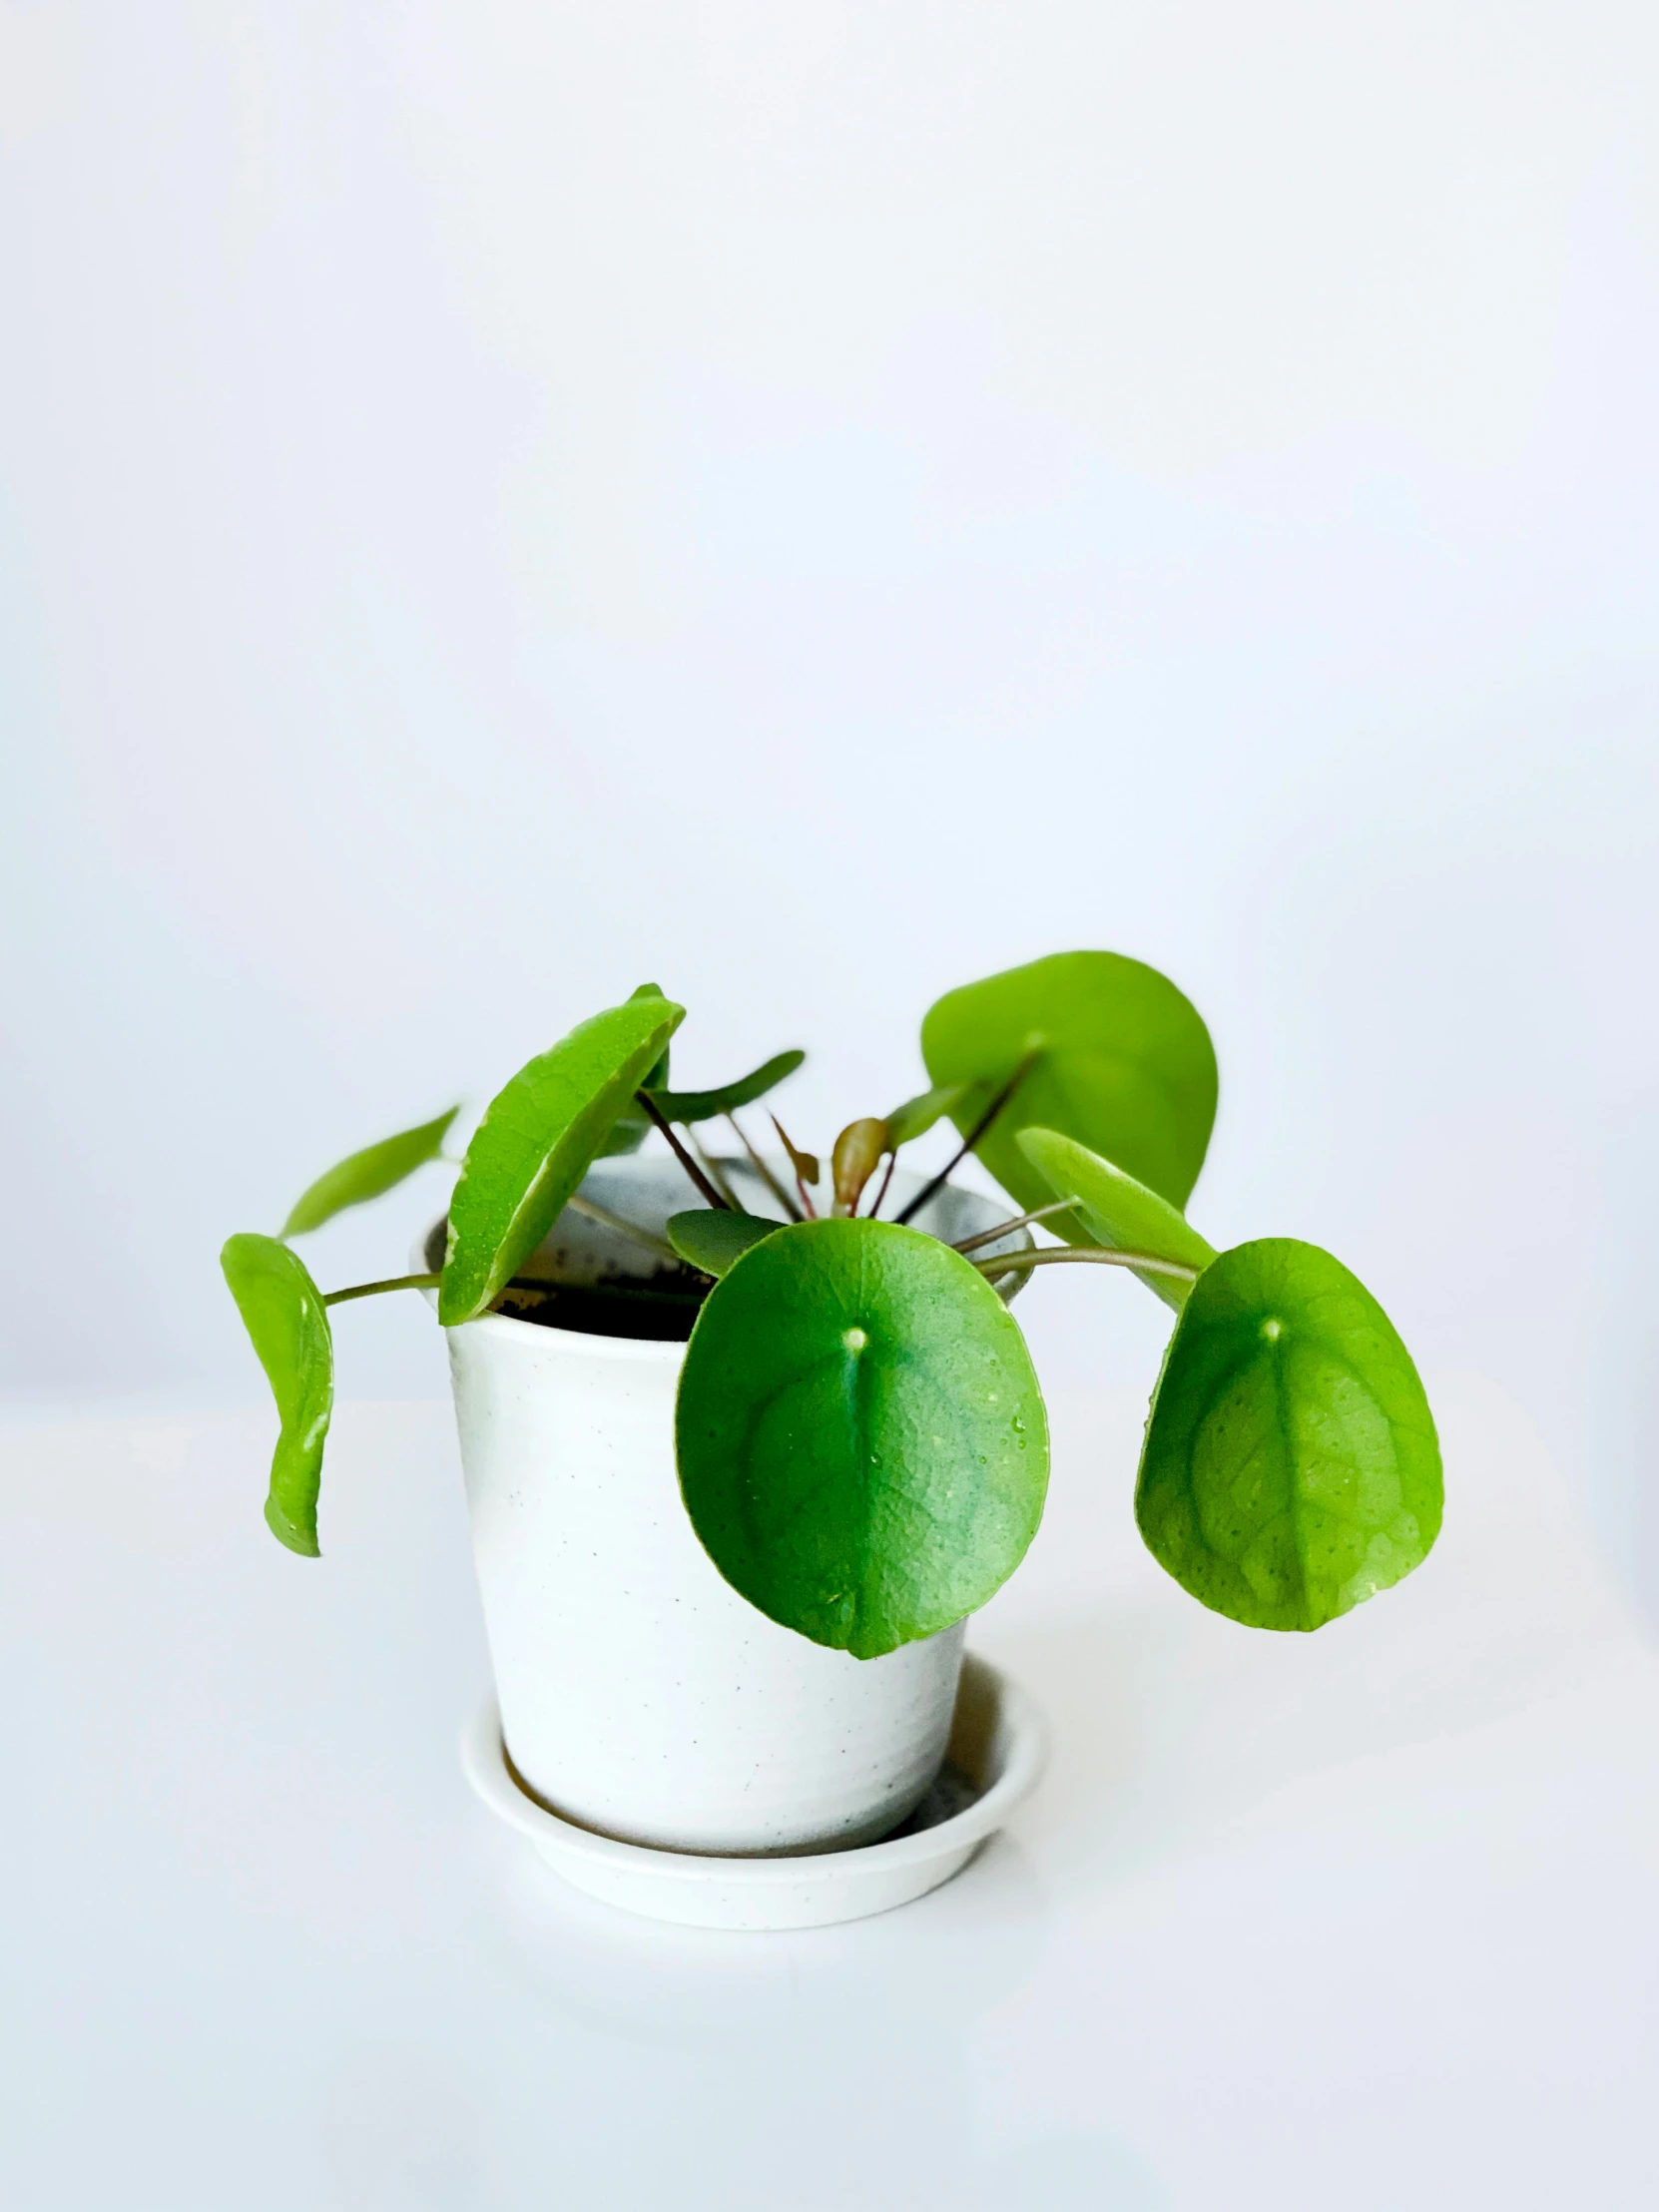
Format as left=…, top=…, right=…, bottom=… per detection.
left=415, top=1158, right=1031, bottom=1363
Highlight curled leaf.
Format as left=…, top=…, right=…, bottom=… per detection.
left=676, top=1219, right=1049, bottom=1658
left=440, top=992, right=686, bottom=1326
left=667, top=1209, right=783, bottom=1278
left=1136, top=1239, right=1442, bottom=1630
left=769, top=1113, right=821, bottom=1189
left=280, top=1107, right=460, bottom=1238
left=644, top=1049, right=806, bottom=1126
left=1016, top=1127, right=1217, bottom=1310
left=221, top=1233, right=334, bottom=1556
left=830, top=1118, right=890, bottom=1216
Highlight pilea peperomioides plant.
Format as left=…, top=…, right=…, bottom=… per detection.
left=224, top=951, right=1441, bottom=1649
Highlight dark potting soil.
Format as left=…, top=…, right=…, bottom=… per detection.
left=492, top=1271, right=712, bottom=1343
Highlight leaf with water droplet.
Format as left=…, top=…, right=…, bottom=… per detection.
left=676, top=1218, right=1049, bottom=1657
left=1137, top=1239, right=1441, bottom=1629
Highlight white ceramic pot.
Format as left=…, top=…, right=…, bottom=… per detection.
left=421, top=1158, right=1031, bottom=1856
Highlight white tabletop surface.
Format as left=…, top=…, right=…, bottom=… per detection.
left=4, top=1372, right=1656, bottom=2211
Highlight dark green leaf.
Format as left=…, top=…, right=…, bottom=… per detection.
left=645, top=1049, right=806, bottom=1125
left=1016, top=1126, right=1217, bottom=1310
left=1136, top=1239, right=1442, bottom=1630
left=676, top=1218, right=1049, bottom=1658
left=667, top=1209, right=783, bottom=1278
left=279, top=1107, right=460, bottom=1238
left=597, top=983, right=675, bottom=1157
left=440, top=993, right=686, bottom=1325
left=920, top=950, right=1218, bottom=1224
left=221, top=1233, right=334, bottom=1557
left=884, top=1084, right=966, bottom=1149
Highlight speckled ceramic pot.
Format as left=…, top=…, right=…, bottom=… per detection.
left=421, top=1158, right=1030, bottom=1857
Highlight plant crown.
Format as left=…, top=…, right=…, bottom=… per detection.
left=223, top=952, right=1441, bottom=1648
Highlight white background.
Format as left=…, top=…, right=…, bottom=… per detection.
left=3, top=1, right=1658, bottom=1620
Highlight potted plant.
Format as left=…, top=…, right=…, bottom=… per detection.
left=225, top=952, right=1441, bottom=1857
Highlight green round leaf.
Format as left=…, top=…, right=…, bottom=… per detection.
left=666, top=1208, right=783, bottom=1278
left=1136, top=1239, right=1442, bottom=1631
left=920, top=950, right=1218, bottom=1220
left=280, top=1106, right=460, bottom=1238
left=440, top=992, right=686, bottom=1325
left=676, top=1218, right=1049, bottom=1659
left=1016, top=1127, right=1217, bottom=1310
left=221, top=1233, right=334, bottom=1557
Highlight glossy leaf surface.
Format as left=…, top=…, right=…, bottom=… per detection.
left=1136, top=1239, right=1441, bottom=1630
left=441, top=993, right=685, bottom=1325
left=920, top=950, right=1217, bottom=1223
left=280, top=1107, right=460, bottom=1238
left=597, top=983, right=675, bottom=1156
left=221, top=1233, right=334, bottom=1556
left=667, top=1209, right=783, bottom=1278
left=645, top=1049, right=805, bottom=1125
left=884, top=1084, right=966, bottom=1149
left=1017, top=1127, right=1217, bottom=1310
left=676, top=1218, right=1048, bottom=1658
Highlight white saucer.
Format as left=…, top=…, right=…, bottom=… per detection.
left=460, top=1652, right=1047, bottom=1931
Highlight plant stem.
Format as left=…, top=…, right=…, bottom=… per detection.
left=724, top=1112, right=803, bottom=1221
left=864, top=1151, right=898, bottom=1219
left=894, top=1051, right=1039, bottom=1227
left=323, top=1272, right=441, bottom=1307
left=950, top=1197, right=1078, bottom=1254
left=688, top=1129, right=742, bottom=1210
left=565, top=1192, right=678, bottom=1264
left=637, top=1091, right=733, bottom=1210
left=967, top=1247, right=1199, bottom=1284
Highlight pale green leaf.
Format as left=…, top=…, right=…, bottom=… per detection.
left=221, top=1232, right=334, bottom=1556
left=1016, top=1126, right=1217, bottom=1310
left=1136, top=1239, right=1442, bottom=1630
left=676, top=1218, right=1049, bottom=1658
left=280, top=1107, right=460, bottom=1238
left=884, top=1084, right=966, bottom=1149
left=440, top=993, right=686, bottom=1325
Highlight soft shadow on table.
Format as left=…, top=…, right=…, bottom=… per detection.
left=467, top=1816, right=1050, bottom=2051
